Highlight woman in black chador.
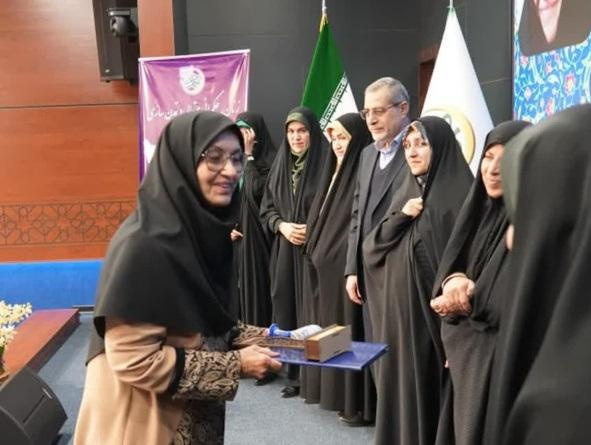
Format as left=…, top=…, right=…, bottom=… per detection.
left=300, top=113, right=375, bottom=422
left=486, top=104, right=591, bottom=445
left=232, top=112, right=277, bottom=329
left=260, top=106, right=326, bottom=397
left=363, top=116, right=472, bottom=445
left=430, top=120, right=531, bottom=445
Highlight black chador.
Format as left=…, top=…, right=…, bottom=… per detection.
left=486, top=104, right=591, bottom=445
left=89, top=112, right=242, bottom=362
left=259, top=107, right=326, bottom=332
left=300, top=113, right=375, bottom=420
left=432, top=120, right=530, bottom=445
left=233, top=112, right=277, bottom=326
left=363, top=116, right=472, bottom=445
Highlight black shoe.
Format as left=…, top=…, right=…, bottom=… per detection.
left=281, top=385, right=300, bottom=398
left=255, top=373, right=277, bottom=386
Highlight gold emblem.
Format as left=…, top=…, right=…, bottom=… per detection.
left=423, top=107, right=476, bottom=163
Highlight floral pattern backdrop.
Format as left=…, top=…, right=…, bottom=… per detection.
left=513, top=4, right=591, bottom=123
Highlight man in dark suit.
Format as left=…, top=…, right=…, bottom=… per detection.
left=345, top=77, right=411, bottom=336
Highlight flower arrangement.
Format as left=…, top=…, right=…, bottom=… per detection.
left=0, top=300, right=33, bottom=375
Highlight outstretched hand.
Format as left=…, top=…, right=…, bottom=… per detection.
left=239, top=345, right=282, bottom=379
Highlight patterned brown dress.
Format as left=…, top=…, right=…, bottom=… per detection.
left=74, top=320, right=266, bottom=445
left=172, top=323, right=266, bottom=444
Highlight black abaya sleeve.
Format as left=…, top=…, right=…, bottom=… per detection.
left=245, top=163, right=269, bottom=205
left=259, top=182, right=283, bottom=234
left=344, top=166, right=362, bottom=276
left=363, top=211, right=414, bottom=268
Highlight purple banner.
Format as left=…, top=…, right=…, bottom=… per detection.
left=138, top=50, right=250, bottom=176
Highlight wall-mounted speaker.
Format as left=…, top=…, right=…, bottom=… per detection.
left=0, top=367, right=67, bottom=445
left=92, top=0, right=140, bottom=83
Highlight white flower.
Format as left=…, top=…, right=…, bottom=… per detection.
left=0, top=300, right=32, bottom=349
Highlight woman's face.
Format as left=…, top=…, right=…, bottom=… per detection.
left=287, top=121, right=310, bottom=154
left=534, top=0, right=562, bottom=43
left=481, top=143, right=504, bottom=198
left=195, top=130, right=243, bottom=207
left=330, top=126, right=351, bottom=163
left=403, top=128, right=432, bottom=176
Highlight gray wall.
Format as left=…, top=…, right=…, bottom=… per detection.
left=420, top=0, right=513, bottom=124
left=172, top=0, right=513, bottom=137
left=173, top=0, right=420, bottom=142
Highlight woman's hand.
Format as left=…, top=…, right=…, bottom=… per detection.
left=278, top=222, right=306, bottom=245
left=346, top=275, right=364, bottom=305
left=431, top=276, right=475, bottom=316
left=239, top=345, right=282, bottom=379
left=230, top=229, right=243, bottom=241
left=402, top=197, right=424, bottom=218
left=240, top=128, right=256, bottom=156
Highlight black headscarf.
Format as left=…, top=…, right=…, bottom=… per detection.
left=364, top=116, right=473, bottom=267
left=235, top=111, right=277, bottom=172
left=362, top=116, right=471, bottom=445
left=89, top=111, right=242, bottom=360
left=432, top=120, right=532, bottom=300
left=262, top=106, right=326, bottom=226
left=413, top=116, right=475, bottom=265
left=518, top=0, right=591, bottom=55
left=409, top=115, right=474, bottom=365
left=233, top=112, right=277, bottom=326
left=305, top=113, right=372, bottom=257
left=259, top=106, right=326, bottom=330
left=429, top=120, right=531, bottom=445
left=488, top=104, right=591, bottom=445
left=299, top=113, right=372, bottom=411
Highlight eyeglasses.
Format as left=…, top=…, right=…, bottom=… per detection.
left=359, top=102, right=404, bottom=120
left=200, top=147, right=245, bottom=173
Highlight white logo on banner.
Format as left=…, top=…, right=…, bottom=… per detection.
left=179, top=66, right=205, bottom=95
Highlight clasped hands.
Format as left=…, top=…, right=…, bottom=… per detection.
left=431, top=275, right=475, bottom=317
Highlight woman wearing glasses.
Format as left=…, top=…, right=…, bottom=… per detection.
left=363, top=117, right=472, bottom=445
left=74, top=111, right=281, bottom=445
left=260, top=106, right=326, bottom=398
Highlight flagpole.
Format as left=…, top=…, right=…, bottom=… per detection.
left=320, top=0, right=328, bottom=29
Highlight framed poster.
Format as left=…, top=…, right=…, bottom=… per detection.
left=513, top=0, right=591, bottom=122
left=138, top=50, right=250, bottom=177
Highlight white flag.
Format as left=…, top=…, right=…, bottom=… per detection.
left=421, top=6, right=493, bottom=174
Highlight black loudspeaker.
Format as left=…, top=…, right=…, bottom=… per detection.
left=0, top=367, right=67, bottom=445
left=92, top=0, right=140, bottom=82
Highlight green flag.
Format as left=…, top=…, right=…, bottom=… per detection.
left=301, top=13, right=358, bottom=132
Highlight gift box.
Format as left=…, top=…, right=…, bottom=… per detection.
left=303, top=324, right=351, bottom=362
